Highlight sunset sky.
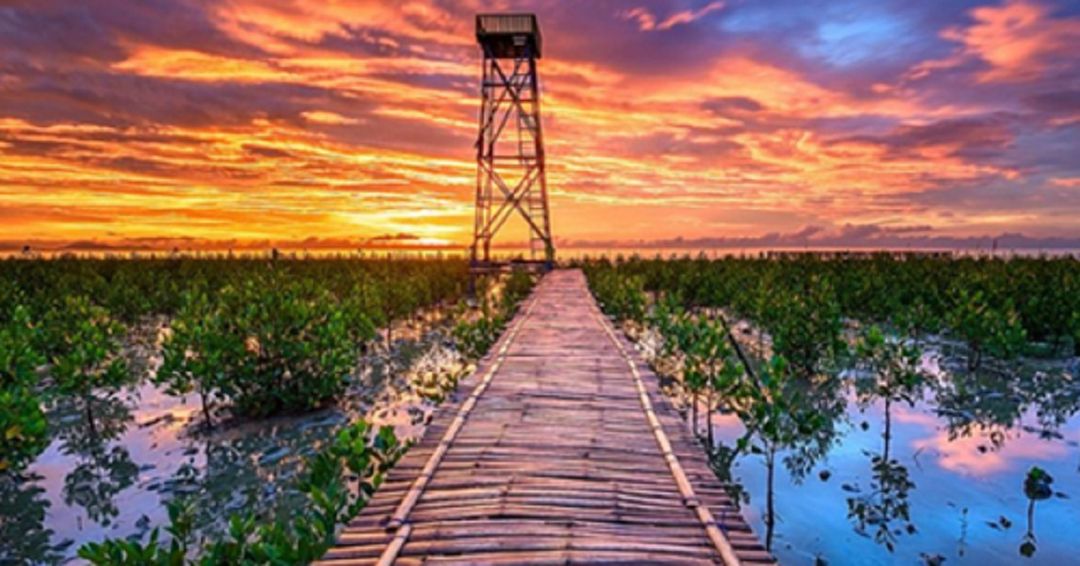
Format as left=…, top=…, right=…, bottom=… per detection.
left=1, top=0, right=1078, bottom=251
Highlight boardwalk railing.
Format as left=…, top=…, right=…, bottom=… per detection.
left=319, top=270, right=773, bottom=565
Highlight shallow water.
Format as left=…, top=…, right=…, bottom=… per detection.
left=705, top=349, right=1080, bottom=565
left=0, top=315, right=463, bottom=564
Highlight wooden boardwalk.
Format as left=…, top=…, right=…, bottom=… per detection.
left=320, top=270, right=773, bottom=565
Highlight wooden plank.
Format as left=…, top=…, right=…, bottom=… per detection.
left=319, top=270, right=773, bottom=565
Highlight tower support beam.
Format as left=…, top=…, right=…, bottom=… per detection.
left=472, top=14, right=554, bottom=269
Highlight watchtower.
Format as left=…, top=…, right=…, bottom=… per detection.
left=471, top=13, right=554, bottom=269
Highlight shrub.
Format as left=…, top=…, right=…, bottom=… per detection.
left=77, top=420, right=402, bottom=565
left=453, top=313, right=505, bottom=361
left=853, top=325, right=925, bottom=412
left=765, top=273, right=845, bottom=379
left=1, top=305, right=43, bottom=387
left=587, top=268, right=646, bottom=323
left=46, top=296, right=127, bottom=433
left=157, top=291, right=237, bottom=427
left=452, top=272, right=534, bottom=361
left=500, top=270, right=535, bottom=310
left=946, top=287, right=1027, bottom=370
left=0, top=386, right=47, bottom=473
left=161, top=274, right=357, bottom=420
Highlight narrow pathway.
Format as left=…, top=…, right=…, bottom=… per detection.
left=319, top=270, right=773, bottom=565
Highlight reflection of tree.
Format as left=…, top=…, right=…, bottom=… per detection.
left=933, top=366, right=1028, bottom=451
left=50, top=394, right=138, bottom=526
left=0, top=474, right=61, bottom=565
left=934, top=364, right=1080, bottom=450
left=160, top=417, right=342, bottom=538
left=50, top=393, right=132, bottom=453
left=847, top=327, right=922, bottom=552
left=847, top=451, right=916, bottom=552
left=847, top=379, right=917, bottom=553
left=783, top=373, right=845, bottom=481
left=1020, top=501, right=1038, bottom=558
left=171, top=440, right=266, bottom=534
left=62, top=445, right=138, bottom=525
left=707, top=443, right=747, bottom=507
left=1031, top=370, right=1080, bottom=435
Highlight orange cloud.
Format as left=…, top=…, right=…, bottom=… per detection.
left=0, top=1, right=1076, bottom=249
left=301, top=110, right=361, bottom=125
left=112, top=45, right=295, bottom=82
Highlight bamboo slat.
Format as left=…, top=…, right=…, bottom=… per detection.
left=318, top=270, right=773, bottom=565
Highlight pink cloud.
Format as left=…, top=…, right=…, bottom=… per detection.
left=942, top=0, right=1080, bottom=82
left=1049, top=177, right=1080, bottom=188
left=621, top=2, right=725, bottom=32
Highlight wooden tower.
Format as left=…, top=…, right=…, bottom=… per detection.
left=471, top=14, right=554, bottom=269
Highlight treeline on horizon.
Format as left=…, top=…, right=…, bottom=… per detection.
left=0, top=256, right=468, bottom=323
left=577, top=252, right=1080, bottom=362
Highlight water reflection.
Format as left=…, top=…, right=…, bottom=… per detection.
left=934, top=366, right=1032, bottom=452
left=62, top=446, right=138, bottom=527
left=910, top=415, right=1072, bottom=477
left=784, top=375, right=845, bottom=481
left=1, top=316, right=463, bottom=563
left=846, top=451, right=917, bottom=552
left=0, top=474, right=63, bottom=564
left=844, top=333, right=924, bottom=552
left=51, top=393, right=133, bottom=453
left=155, top=411, right=348, bottom=534
left=49, top=394, right=137, bottom=527
left=1031, top=370, right=1080, bottom=434
left=698, top=338, right=1080, bottom=564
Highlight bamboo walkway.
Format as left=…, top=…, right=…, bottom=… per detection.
left=320, top=270, right=773, bottom=565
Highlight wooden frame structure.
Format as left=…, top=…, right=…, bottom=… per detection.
left=471, top=13, right=554, bottom=269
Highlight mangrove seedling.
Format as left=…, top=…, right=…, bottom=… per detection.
left=731, top=355, right=829, bottom=550
left=0, top=305, right=48, bottom=472
left=47, top=296, right=127, bottom=435
left=1020, top=466, right=1054, bottom=558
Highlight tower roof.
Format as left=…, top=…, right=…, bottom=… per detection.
left=476, top=13, right=542, bottom=59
